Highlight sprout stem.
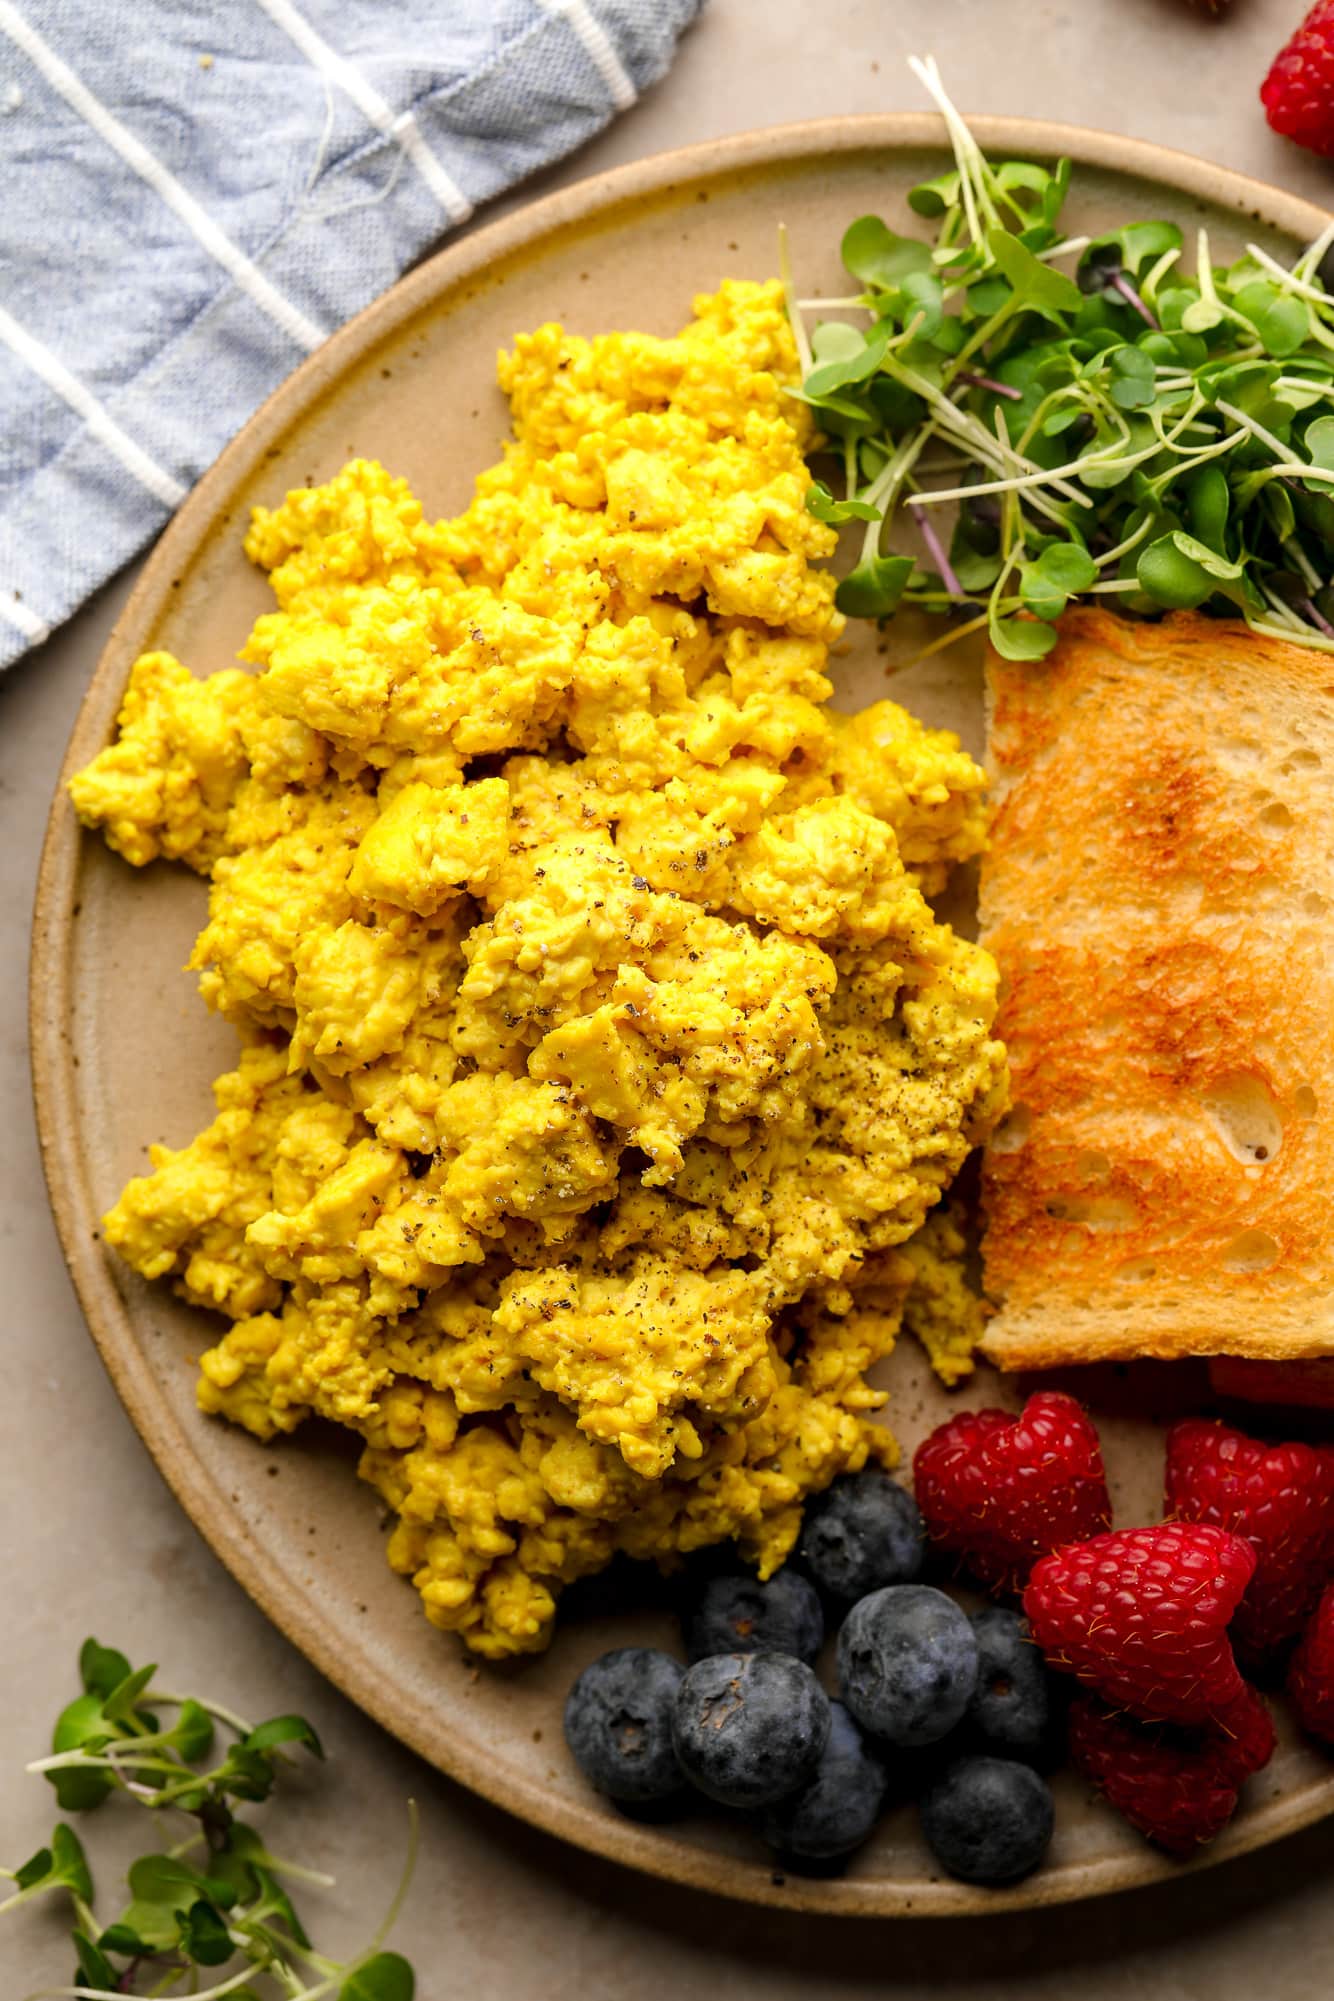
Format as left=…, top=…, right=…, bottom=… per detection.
left=152, top=1692, right=255, bottom=1737
left=1109, top=270, right=1158, bottom=328
left=954, top=369, right=1022, bottom=400
left=778, top=224, right=812, bottom=377
left=909, top=502, right=965, bottom=597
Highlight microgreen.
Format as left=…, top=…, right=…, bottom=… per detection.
left=2, top=1640, right=415, bottom=1999
left=789, top=55, right=1334, bottom=657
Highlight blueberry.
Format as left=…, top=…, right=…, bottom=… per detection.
left=684, top=1569, right=824, bottom=1665
left=837, top=1585, right=978, bottom=1747
left=798, top=1469, right=925, bottom=1604
left=563, top=1648, right=685, bottom=1804
left=761, top=1700, right=886, bottom=1866
left=964, top=1608, right=1051, bottom=1761
left=672, top=1652, right=831, bottom=1809
left=919, top=1756, right=1055, bottom=1885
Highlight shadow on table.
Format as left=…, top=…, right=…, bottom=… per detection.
left=456, top=1788, right=1334, bottom=1986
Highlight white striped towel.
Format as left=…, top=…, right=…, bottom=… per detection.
left=0, top=0, right=704, bottom=667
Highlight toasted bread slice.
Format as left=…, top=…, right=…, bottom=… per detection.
left=979, top=609, right=1334, bottom=1372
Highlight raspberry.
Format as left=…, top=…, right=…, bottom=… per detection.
left=1288, top=1582, right=1334, bottom=1744
left=1165, top=1418, right=1334, bottom=1659
left=1023, top=1523, right=1255, bottom=1726
left=1068, top=1685, right=1275, bottom=1857
left=1262, top=2, right=1334, bottom=156
left=912, top=1391, right=1111, bottom=1597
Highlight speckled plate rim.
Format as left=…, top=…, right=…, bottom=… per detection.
left=29, top=113, right=1334, bottom=1919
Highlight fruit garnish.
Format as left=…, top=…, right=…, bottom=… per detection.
left=1068, top=1685, right=1275, bottom=1857
left=837, top=1584, right=979, bottom=1747
left=683, top=1569, right=825, bottom=1665
left=914, top=1390, right=1111, bottom=1597
left=671, top=1653, right=831, bottom=1809
left=1288, top=1582, right=1334, bottom=1744
left=1165, top=1417, right=1334, bottom=1658
left=1024, top=1523, right=1255, bottom=1726
left=762, top=1701, right=887, bottom=1865
left=797, top=1468, right=925, bottom=1603
left=964, top=1608, right=1053, bottom=1761
left=1262, top=3, right=1334, bottom=156
left=919, top=1756, right=1055, bottom=1884
left=564, top=1648, right=686, bottom=1806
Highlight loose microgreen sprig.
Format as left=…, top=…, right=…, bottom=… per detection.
left=1, top=1640, right=415, bottom=2001
left=790, top=54, right=1334, bottom=659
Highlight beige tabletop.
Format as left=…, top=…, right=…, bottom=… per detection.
left=6, top=1, right=1334, bottom=1992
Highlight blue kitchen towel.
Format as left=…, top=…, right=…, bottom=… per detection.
left=0, top=0, right=704, bottom=669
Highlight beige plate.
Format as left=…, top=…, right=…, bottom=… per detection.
left=30, top=116, right=1334, bottom=1916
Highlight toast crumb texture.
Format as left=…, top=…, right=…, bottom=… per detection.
left=979, top=608, right=1334, bottom=1371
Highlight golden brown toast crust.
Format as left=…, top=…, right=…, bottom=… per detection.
left=979, top=609, right=1334, bottom=1372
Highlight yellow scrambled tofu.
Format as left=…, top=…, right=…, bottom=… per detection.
left=71, top=281, right=1006, bottom=1657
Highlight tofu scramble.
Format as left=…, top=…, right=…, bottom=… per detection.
left=70, top=280, right=1007, bottom=1659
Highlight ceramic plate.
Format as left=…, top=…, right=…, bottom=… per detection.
left=30, top=115, right=1334, bottom=1916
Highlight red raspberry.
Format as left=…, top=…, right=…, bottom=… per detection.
left=912, top=1391, right=1111, bottom=1597
left=1262, top=2, right=1334, bottom=156
left=1288, top=1581, right=1334, bottom=1744
left=1068, top=1685, right=1275, bottom=1857
left=1024, top=1523, right=1255, bottom=1726
left=1165, top=1418, right=1334, bottom=1660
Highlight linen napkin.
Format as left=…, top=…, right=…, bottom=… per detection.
left=0, top=0, right=704, bottom=669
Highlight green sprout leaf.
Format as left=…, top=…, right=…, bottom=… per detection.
left=1017, top=539, right=1096, bottom=621
left=244, top=1713, right=325, bottom=1761
left=988, top=612, right=1060, bottom=661
left=1186, top=464, right=1231, bottom=550
left=78, top=1640, right=133, bottom=1703
left=127, top=1851, right=206, bottom=1904
left=1137, top=530, right=1245, bottom=609
left=986, top=228, right=1082, bottom=321
left=1180, top=294, right=1225, bottom=336
left=1106, top=344, right=1157, bottom=410
left=947, top=536, right=1004, bottom=593
left=1233, top=281, right=1311, bottom=357
left=161, top=1698, right=216, bottom=1765
left=809, top=321, right=864, bottom=366
left=1304, top=413, right=1334, bottom=476
left=906, top=169, right=960, bottom=219
left=841, top=215, right=933, bottom=289
left=1263, top=479, right=1298, bottom=541
left=48, top=1693, right=116, bottom=1812
left=14, top=1824, right=93, bottom=1905
left=1081, top=221, right=1182, bottom=286
left=803, top=326, right=892, bottom=400
left=835, top=554, right=914, bottom=619
left=52, top=1825, right=93, bottom=1904
left=97, top=1921, right=153, bottom=1955
left=215, top=1744, right=279, bottom=1803
left=72, top=1932, right=116, bottom=1991
left=893, top=268, right=944, bottom=338
left=340, top=1952, right=416, bottom=2001
left=52, top=1692, right=111, bottom=1755
left=13, top=1845, right=54, bottom=1895
left=100, top=1664, right=157, bottom=1727
left=178, top=1896, right=236, bottom=1967
left=805, top=481, right=882, bottom=526
left=251, top=1865, right=312, bottom=1949
left=117, top=1897, right=183, bottom=1953
left=207, top=1823, right=263, bottom=1906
